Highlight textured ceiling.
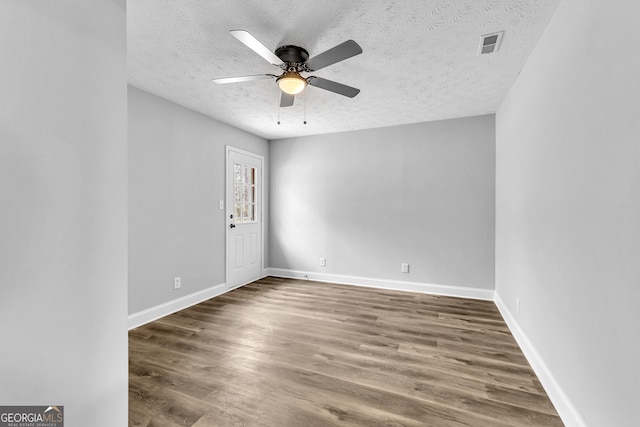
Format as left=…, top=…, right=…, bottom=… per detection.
left=128, top=0, right=561, bottom=140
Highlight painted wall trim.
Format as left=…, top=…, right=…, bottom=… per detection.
left=226, top=273, right=270, bottom=292
left=128, top=283, right=227, bottom=330
left=266, top=268, right=494, bottom=301
left=494, top=292, right=587, bottom=427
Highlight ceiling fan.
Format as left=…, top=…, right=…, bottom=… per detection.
left=213, top=30, right=363, bottom=107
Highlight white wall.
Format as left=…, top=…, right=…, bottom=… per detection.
left=270, top=116, right=495, bottom=295
left=128, top=86, right=269, bottom=315
left=0, top=1, right=128, bottom=425
left=495, top=0, right=640, bottom=425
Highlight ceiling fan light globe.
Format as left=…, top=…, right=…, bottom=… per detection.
left=277, top=73, right=307, bottom=95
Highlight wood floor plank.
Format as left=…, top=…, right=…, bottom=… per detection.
left=130, top=277, right=563, bottom=426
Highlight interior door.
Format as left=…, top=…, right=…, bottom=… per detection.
left=226, top=147, right=263, bottom=290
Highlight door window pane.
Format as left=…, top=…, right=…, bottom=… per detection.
left=233, top=162, right=257, bottom=223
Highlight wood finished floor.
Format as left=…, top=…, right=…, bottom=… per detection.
left=129, top=277, right=563, bottom=427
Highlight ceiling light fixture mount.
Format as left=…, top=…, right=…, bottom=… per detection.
left=275, top=45, right=309, bottom=65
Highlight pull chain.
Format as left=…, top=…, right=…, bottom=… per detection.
left=303, top=90, right=307, bottom=125
left=277, top=91, right=281, bottom=125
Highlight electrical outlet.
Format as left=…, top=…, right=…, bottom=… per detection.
left=320, top=258, right=326, bottom=267
left=174, top=277, right=181, bottom=290
left=401, top=263, right=410, bottom=273
left=516, top=297, right=520, bottom=313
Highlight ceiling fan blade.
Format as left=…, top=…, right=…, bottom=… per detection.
left=213, top=74, right=276, bottom=84
left=230, top=30, right=284, bottom=66
left=307, top=76, right=360, bottom=98
left=305, top=40, right=362, bottom=71
left=280, top=92, right=295, bottom=107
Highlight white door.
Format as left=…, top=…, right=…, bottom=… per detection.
left=226, top=147, right=263, bottom=290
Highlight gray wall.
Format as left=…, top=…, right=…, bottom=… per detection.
left=495, top=0, right=640, bottom=425
left=0, top=1, right=128, bottom=425
left=270, top=115, right=495, bottom=290
left=128, top=86, right=269, bottom=314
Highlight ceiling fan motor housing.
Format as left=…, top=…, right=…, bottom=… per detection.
left=275, top=45, right=309, bottom=68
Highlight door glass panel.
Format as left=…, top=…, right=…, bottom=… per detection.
left=233, top=162, right=257, bottom=224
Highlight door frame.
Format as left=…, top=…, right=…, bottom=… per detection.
left=225, top=145, right=265, bottom=290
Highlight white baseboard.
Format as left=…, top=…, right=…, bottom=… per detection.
left=128, top=283, right=227, bottom=330
left=494, top=293, right=587, bottom=427
left=265, top=268, right=494, bottom=301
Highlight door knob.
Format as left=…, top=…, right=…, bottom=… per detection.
left=230, top=224, right=236, bottom=229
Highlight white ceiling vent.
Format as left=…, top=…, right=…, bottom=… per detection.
left=478, top=31, right=504, bottom=55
